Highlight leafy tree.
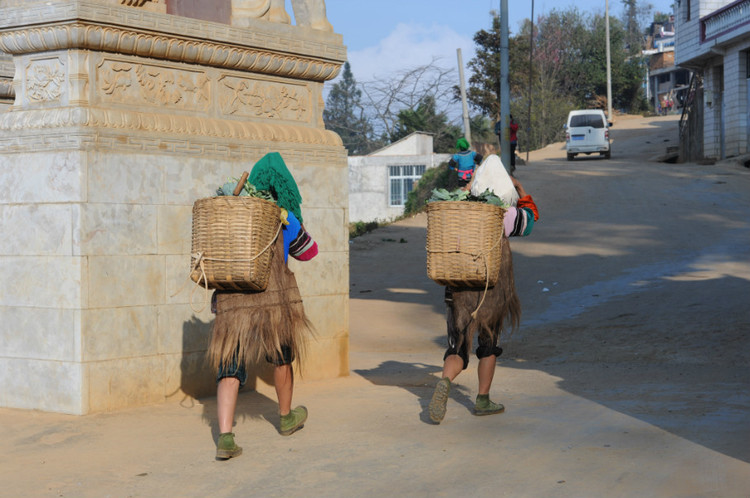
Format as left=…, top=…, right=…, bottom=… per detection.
left=323, top=61, right=378, bottom=155
left=389, top=95, right=462, bottom=153
left=463, top=13, right=503, bottom=118
left=469, top=114, right=496, bottom=145
left=463, top=7, right=649, bottom=152
left=622, top=0, right=644, bottom=55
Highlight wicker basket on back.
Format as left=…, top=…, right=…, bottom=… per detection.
left=426, top=201, right=505, bottom=288
left=190, top=196, right=282, bottom=291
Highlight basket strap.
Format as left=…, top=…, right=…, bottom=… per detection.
left=170, top=251, right=210, bottom=313
left=469, top=234, right=503, bottom=318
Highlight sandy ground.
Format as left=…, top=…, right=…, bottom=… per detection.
left=1, top=114, right=749, bottom=497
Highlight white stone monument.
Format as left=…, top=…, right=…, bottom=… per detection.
left=0, top=0, right=348, bottom=414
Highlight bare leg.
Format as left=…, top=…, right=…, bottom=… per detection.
left=474, top=355, right=504, bottom=415
left=442, top=354, right=464, bottom=382
left=217, top=377, right=240, bottom=433
left=274, top=364, right=293, bottom=416
left=477, top=355, right=497, bottom=395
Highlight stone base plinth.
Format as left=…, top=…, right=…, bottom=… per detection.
left=0, top=0, right=348, bottom=414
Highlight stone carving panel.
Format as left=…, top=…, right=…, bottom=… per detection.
left=219, top=75, right=308, bottom=121
left=25, top=57, right=65, bottom=104
left=232, top=0, right=333, bottom=32
left=98, top=59, right=209, bottom=111
left=0, top=23, right=342, bottom=82
left=120, top=0, right=157, bottom=5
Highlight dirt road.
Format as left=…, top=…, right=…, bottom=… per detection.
left=2, top=114, right=749, bottom=497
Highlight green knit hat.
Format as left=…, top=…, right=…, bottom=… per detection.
left=456, top=137, right=470, bottom=151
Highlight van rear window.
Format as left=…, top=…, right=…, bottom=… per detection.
left=570, top=114, right=604, bottom=128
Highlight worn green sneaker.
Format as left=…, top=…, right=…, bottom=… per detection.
left=428, top=377, right=451, bottom=423
left=280, top=406, right=308, bottom=436
left=216, top=432, right=242, bottom=460
left=474, top=394, right=505, bottom=416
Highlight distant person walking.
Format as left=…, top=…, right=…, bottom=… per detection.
left=448, top=137, right=483, bottom=189
left=509, top=115, right=519, bottom=170
left=494, top=115, right=520, bottom=172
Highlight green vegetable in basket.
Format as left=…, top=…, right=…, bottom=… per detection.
left=216, top=178, right=275, bottom=202
left=427, top=187, right=509, bottom=207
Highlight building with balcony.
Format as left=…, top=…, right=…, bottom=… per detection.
left=675, top=0, right=750, bottom=160
left=646, top=15, right=693, bottom=113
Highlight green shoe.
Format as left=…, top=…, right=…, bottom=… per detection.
left=280, top=406, right=308, bottom=436
left=216, top=432, right=242, bottom=460
left=428, top=377, right=451, bottom=423
left=474, top=394, right=505, bottom=416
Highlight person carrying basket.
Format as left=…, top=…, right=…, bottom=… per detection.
left=208, top=152, right=318, bottom=459
left=428, top=170, right=539, bottom=424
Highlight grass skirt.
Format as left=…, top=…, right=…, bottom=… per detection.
left=446, top=235, right=521, bottom=351
left=207, top=235, right=313, bottom=371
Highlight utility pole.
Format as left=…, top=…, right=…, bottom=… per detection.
left=606, top=0, right=613, bottom=122
left=457, top=48, right=472, bottom=145
left=526, top=0, right=534, bottom=164
left=500, top=0, right=510, bottom=173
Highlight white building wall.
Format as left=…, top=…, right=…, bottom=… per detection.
left=371, top=133, right=434, bottom=156
left=348, top=153, right=451, bottom=223
left=725, top=49, right=744, bottom=157
left=675, top=0, right=702, bottom=65
left=676, top=1, right=735, bottom=65
left=704, top=64, right=722, bottom=158
left=676, top=0, right=750, bottom=160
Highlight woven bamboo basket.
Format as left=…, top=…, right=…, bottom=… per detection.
left=190, top=196, right=282, bottom=291
left=426, top=201, right=505, bottom=287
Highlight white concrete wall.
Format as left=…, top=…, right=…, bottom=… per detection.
left=371, top=133, right=434, bottom=157
left=676, top=0, right=750, bottom=160
left=704, top=64, right=723, bottom=158
left=676, top=0, right=735, bottom=66
left=348, top=153, right=450, bottom=223
left=723, top=45, right=750, bottom=157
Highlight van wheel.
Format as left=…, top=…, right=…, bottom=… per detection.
left=604, top=151, right=611, bottom=159
left=567, top=153, right=575, bottom=161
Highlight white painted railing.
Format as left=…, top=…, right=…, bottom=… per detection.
left=702, top=0, right=750, bottom=42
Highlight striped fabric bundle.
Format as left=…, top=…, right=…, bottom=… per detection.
left=282, top=210, right=318, bottom=262
left=289, top=227, right=318, bottom=261
left=503, top=195, right=539, bottom=238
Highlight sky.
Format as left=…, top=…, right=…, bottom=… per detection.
left=296, top=0, right=675, bottom=102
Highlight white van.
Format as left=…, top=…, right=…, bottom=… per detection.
left=564, top=110, right=612, bottom=160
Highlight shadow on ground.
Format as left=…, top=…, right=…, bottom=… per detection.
left=353, top=360, right=481, bottom=424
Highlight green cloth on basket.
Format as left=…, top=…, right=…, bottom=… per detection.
left=249, top=152, right=304, bottom=224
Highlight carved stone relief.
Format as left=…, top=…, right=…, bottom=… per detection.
left=0, top=52, right=14, bottom=101
left=120, top=0, right=158, bottom=5
left=0, top=23, right=342, bottom=82
left=0, top=0, right=165, bottom=10
left=118, top=0, right=165, bottom=12
left=232, top=0, right=333, bottom=32
left=25, top=58, right=65, bottom=103
left=219, top=75, right=308, bottom=121
left=98, top=59, right=210, bottom=111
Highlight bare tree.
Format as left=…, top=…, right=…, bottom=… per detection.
left=359, top=59, right=459, bottom=143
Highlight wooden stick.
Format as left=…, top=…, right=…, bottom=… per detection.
left=233, top=171, right=250, bottom=196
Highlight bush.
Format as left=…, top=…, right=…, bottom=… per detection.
left=404, top=162, right=458, bottom=216
left=349, top=220, right=381, bottom=239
